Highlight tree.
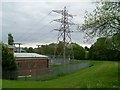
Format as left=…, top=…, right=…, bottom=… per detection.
left=2, top=43, right=17, bottom=79
left=110, top=33, right=120, bottom=50
left=23, top=47, right=35, bottom=53
left=84, top=46, right=89, bottom=51
left=80, top=1, right=120, bottom=50
left=8, top=33, right=14, bottom=45
left=72, top=43, right=86, bottom=60
left=28, top=47, right=34, bottom=53
left=84, top=46, right=89, bottom=59
left=88, top=37, right=120, bottom=61
left=0, top=42, right=2, bottom=72
left=23, top=42, right=86, bottom=60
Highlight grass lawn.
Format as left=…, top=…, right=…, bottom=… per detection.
left=2, top=61, right=119, bottom=88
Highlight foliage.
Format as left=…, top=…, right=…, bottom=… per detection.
left=2, top=61, right=119, bottom=88
left=2, top=43, right=17, bottom=79
left=88, top=37, right=120, bottom=60
left=8, top=33, right=14, bottom=45
left=24, top=42, right=86, bottom=60
left=23, top=42, right=86, bottom=60
left=72, top=43, right=86, bottom=60
left=84, top=46, right=89, bottom=59
left=0, top=42, right=2, bottom=59
left=80, top=1, right=120, bottom=50
left=40, top=43, right=55, bottom=55
left=23, top=47, right=35, bottom=53
left=0, top=42, right=2, bottom=72
left=84, top=46, right=89, bottom=51
left=110, top=33, right=120, bottom=50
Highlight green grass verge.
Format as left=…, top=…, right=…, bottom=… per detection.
left=2, top=61, right=119, bottom=88
left=0, top=79, right=2, bottom=89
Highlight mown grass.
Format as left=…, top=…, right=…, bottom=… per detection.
left=0, top=79, right=2, bottom=89
left=2, top=61, right=119, bottom=88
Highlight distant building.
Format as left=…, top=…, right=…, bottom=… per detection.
left=14, top=53, right=49, bottom=76
left=8, top=45, right=49, bottom=76
left=8, top=45, right=26, bottom=53
left=14, top=47, right=26, bottom=53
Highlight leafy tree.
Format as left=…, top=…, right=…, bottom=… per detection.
left=80, top=1, right=120, bottom=50
left=44, top=43, right=55, bottom=55
left=0, top=42, right=2, bottom=57
left=109, top=33, right=120, bottom=50
left=88, top=37, right=120, bottom=61
left=84, top=46, right=89, bottom=59
left=39, top=45, right=53, bottom=55
left=40, top=42, right=64, bottom=57
left=88, top=38, right=108, bottom=60
left=8, top=33, right=14, bottom=45
left=28, top=47, right=34, bottom=53
left=84, top=46, right=89, bottom=51
left=40, top=42, right=69, bottom=57
left=0, top=42, right=2, bottom=72
left=23, top=42, right=86, bottom=60
left=72, top=43, right=85, bottom=60
left=55, top=41, right=64, bottom=56
left=2, top=43, right=17, bottom=79
left=23, top=47, right=28, bottom=52
left=23, top=47, right=35, bottom=53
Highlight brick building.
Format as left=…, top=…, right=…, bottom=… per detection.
left=14, top=53, right=49, bottom=76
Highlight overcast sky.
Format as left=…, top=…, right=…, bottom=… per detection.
left=2, top=0, right=97, bottom=48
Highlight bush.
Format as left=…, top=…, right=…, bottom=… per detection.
left=2, top=43, right=17, bottom=80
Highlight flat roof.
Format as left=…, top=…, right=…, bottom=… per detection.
left=8, top=45, right=15, bottom=48
left=14, top=53, right=48, bottom=58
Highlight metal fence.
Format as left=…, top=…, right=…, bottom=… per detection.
left=49, top=58, right=71, bottom=64
left=17, top=62, right=92, bottom=81
left=2, top=62, right=92, bottom=80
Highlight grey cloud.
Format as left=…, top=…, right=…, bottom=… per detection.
left=2, top=1, right=96, bottom=46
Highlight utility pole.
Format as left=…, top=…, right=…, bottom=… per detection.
left=52, top=6, right=75, bottom=61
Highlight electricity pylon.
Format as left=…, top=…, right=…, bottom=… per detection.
left=52, top=6, right=75, bottom=62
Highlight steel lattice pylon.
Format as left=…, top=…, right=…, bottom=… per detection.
left=52, top=6, right=75, bottom=63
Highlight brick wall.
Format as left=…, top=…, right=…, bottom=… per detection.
left=16, top=58, right=49, bottom=76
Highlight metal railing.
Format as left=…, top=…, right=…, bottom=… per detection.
left=2, top=62, right=93, bottom=81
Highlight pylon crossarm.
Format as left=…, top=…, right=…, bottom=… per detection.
left=52, top=10, right=63, bottom=14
